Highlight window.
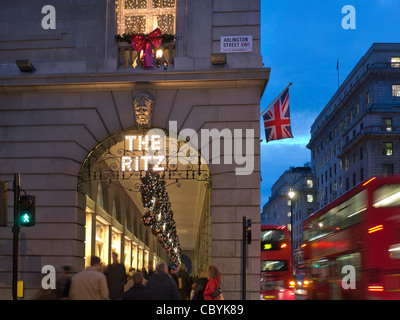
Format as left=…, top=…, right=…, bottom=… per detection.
left=303, top=190, right=367, bottom=242
left=373, top=184, right=400, bottom=207
left=382, top=118, right=393, bottom=132
left=307, top=180, right=313, bottom=188
left=393, top=85, right=400, bottom=97
left=261, top=229, right=287, bottom=251
left=383, top=164, right=394, bottom=176
left=383, top=142, right=393, bottom=156
left=261, top=260, right=288, bottom=272
left=307, top=195, right=314, bottom=203
left=117, top=0, right=176, bottom=35
left=345, top=157, right=349, bottom=171
left=391, top=57, right=400, bottom=68
left=366, top=91, right=370, bottom=105
left=356, top=102, right=360, bottom=114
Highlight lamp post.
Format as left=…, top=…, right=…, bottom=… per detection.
left=288, top=188, right=295, bottom=275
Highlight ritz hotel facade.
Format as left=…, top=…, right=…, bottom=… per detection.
left=0, top=0, right=270, bottom=299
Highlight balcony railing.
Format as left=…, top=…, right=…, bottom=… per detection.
left=118, top=41, right=175, bottom=70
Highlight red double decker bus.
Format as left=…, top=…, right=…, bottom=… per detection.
left=303, top=176, right=400, bottom=300
left=260, top=225, right=295, bottom=300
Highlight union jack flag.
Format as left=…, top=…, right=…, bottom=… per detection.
left=263, top=88, right=293, bottom=142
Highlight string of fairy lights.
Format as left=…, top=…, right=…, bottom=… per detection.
left=140, top=171, right=182, bottom=264
left=116, top=0, right=176, bottom=35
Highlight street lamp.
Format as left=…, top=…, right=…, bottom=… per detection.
left=288, top=188, right=295, bottom=275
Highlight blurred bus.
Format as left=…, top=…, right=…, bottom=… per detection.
left=260, top=225, right=295, bottom=300
left=303, top=176, right=400, bottom=300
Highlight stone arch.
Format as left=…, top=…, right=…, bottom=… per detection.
left=78, top=126, right=211, bottom=271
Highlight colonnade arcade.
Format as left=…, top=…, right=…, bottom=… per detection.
left=77, top=127, right=211, bottom=274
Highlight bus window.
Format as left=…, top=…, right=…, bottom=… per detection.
left=261, top=229, right=287, bottom=251
left=373, top=184, right=400, bottom=207
left=304, top=190, right=366, bottom=242
left=261, top=260, right=288, bottom=272
left=389, top=244, right=400, bottom=259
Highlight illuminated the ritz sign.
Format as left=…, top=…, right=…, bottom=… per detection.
left=121, top=135, right=165, bottom=172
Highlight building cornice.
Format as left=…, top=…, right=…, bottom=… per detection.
left=0, top=68, right=271, bottom=94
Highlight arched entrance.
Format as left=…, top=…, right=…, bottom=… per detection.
left=77, top=127, right=211, bottom=274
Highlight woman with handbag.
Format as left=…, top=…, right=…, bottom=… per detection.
left=203, top=265, right=223, bottom=300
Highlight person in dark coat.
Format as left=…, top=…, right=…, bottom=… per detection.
left=104, top=252, right=127, bottom=300
left=147, top=262, right=180, bottom=300
left=192, top=270, right=209, bottom=300
left=123, top=272, right=153, bottom=300
left=169, top=265, right=179, bottom=288
left=177, top=263, right=190, bottom=300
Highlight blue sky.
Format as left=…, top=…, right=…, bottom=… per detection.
left=259, top=0, right=400, bottom=206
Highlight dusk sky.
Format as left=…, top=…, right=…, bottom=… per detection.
left=259, top=0, right=400, bottom=207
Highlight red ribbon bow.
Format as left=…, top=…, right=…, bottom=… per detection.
left=131, top=28, right=162, bottom=69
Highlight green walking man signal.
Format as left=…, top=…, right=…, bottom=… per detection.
left=19, top=195, right=36, bottom=227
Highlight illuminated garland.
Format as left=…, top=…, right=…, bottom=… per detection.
left=115, top=33, right=175, bottom=45
left=140, top=171, right=181, bottom=263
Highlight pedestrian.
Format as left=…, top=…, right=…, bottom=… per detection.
left=57, top=265, right=73, bottom=300
left=192, top=269, right=209, bottom=300
left=169, top=265, right=179, bottom=288
left=142, top=267, right=148, bottom=279
left=147, top=265, right=154, bottom=278
left=69, top=256, right=109, bottom=300
left=147, top=261, right=180, bottom=300
left=177, top=263, right=190, bottom=300
left=123, top=272, right=153, bottom=300
left=203, top=265, right=223, bottom=300
left=104, top=252, right=127, bottom=300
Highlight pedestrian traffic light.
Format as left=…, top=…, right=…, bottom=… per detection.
left=19, top=195, right=35, bottom=227
left=246, top=219, right=252, bottom=244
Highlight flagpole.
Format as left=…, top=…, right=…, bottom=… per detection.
left=337, top=58, right=339, bottom=89
left=260, top=82, right=293, bottom=117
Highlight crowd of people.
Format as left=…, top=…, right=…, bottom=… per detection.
left=33, top=252, right=223, bottom=300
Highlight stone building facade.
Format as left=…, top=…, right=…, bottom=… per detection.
left=261, top=166, right=318, bottom=268
left=307, top=43, right=400, bottom=209
left=0, top=0, right=269, bottom=299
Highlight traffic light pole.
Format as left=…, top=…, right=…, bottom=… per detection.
left=12, top=173, right=20, bottom=300
left=242, top=216, right=247, bottom=300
